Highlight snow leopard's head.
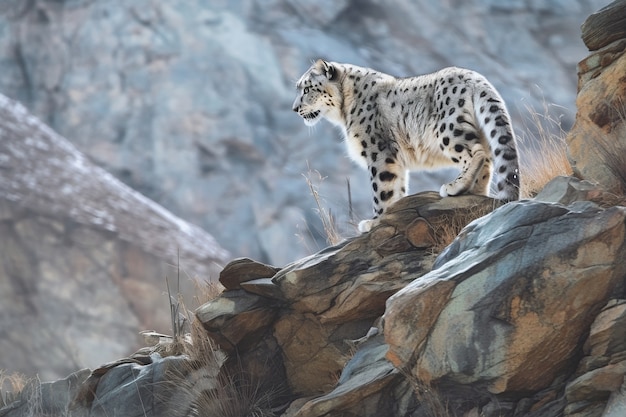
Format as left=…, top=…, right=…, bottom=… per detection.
left=292, top=59, right=343, bottom=127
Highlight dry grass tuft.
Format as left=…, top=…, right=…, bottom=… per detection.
left=404, top=373, right=452, bottom=417
left=302, top=168, right=343, bottom=246
left=0, top=373, right=57, bottom=416
left=157, top=268, right=279, bottom=417
left=0, top=370, right=29, bottom=407
left=144, top=258, right=223, bottom=358
left=428, top=202, right=499, bottom=254
left=193, top=279, right=224, bottom=307
left=517, top=103, right=573, bottom=198
left=190, top=366, right=278, bottom=417
left=163, top=318, right=279, bottom=417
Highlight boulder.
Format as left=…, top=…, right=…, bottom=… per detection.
left=0, top=354, right=197, bottom=417
left=583, top=300, right=626, bottom=361
left=196, top=289, right=280, bottom=352
left=385, top=199, right=626, bottom=397
left=561, top=299, right=626, bottom=416
left=581, top=0, right=626, bottom=51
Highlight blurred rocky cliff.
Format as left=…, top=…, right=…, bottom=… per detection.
left=0, top=0, right=608, bottom=265
left=0, top=94, right=229, bottom=380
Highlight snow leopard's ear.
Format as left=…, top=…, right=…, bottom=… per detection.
left=315, top=59, right=337, bottom=81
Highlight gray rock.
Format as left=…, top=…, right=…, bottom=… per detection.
left=534, top=176, right=607, bottom=205
left=291, top=333, right=415, bottom=417
left=0, top=369, right=90, bottom=417
left=581, top=0, right=626, bottom=51
left=604, top=380, right=626, bottom=417
left=74, top=354, right=190, bottom=417
left=385, top=198, right=626, bottom=398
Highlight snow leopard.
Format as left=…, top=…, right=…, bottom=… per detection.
left=292, top=59, right=520, bottom=232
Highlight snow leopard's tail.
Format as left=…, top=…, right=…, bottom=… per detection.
left=474, top=79, right=520, bottom=201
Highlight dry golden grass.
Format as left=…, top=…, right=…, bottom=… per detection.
left=0, top=373, right=55, bottom=416
left=517, top=104, right=573, bottom=198
left=428, top=202, right=499, bottom=254
left=163, top=317, right=278, bottom=417
left=0, top=370, right=28, bottom=407
left=302, top=168, right=344, bottom=246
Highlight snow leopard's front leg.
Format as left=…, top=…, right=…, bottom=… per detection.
left=358, top=160, right=408, bottom=233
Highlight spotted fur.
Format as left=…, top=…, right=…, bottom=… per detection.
left=293, top=59, right=520, bottom=232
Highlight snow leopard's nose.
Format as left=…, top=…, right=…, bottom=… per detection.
left=292, top=96, right=302, bottom=113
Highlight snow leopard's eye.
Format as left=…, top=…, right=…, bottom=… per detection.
left=303, top=87, right=310, bottom=94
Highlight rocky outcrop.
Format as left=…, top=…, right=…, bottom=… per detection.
left=197, top=178, right=626, bottom=417
left=0, top=94, right=229, bottom=380
left=5, top=177, right=624, bottom=417
left=567, top=0, right=626, bottom=195
left=0, top=0, right=607, bottom=264
left=3, top=2, right=626, bottom=416
left=198, top=193, right=498, bottom=397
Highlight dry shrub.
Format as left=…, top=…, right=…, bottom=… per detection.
left=0, top=373, right=58, bottom=417
left=428, top=202, right=499, bottom=254
left=162, top=318, right=278, bottom=417
left=517, top=103, right=573, bottom=198
left=158, top=273, right=278, bottom=417
left=193, top=279, right=224, bottom=306
left=190, top=366, right=278, bottom=417
left=0, top=370, right=28, bottom=407
left=404, top=373, right=452, bottom=417
left=302, top=168, right=344, bottom=246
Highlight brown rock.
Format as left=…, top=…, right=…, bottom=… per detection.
left=196, top=290, right=278, bottom=351
left=566, top=360, right=626, bottom=403
left=584, top=300, right=626, bottom=359
left=581, top=0, right=626, bottom=51
left=405, top=218, right=436, bottom=248
left=292, top=334, right=414, bottom=417
left=567, top=41, right=626, bottom=195
left=384, top=277, right=456, bottom=368
left=273, top=312, right=351, bottom=395
left=218, top=257, right=281, bottom=290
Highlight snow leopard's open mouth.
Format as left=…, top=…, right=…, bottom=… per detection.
left=302, top=110, right=321, bottom=125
